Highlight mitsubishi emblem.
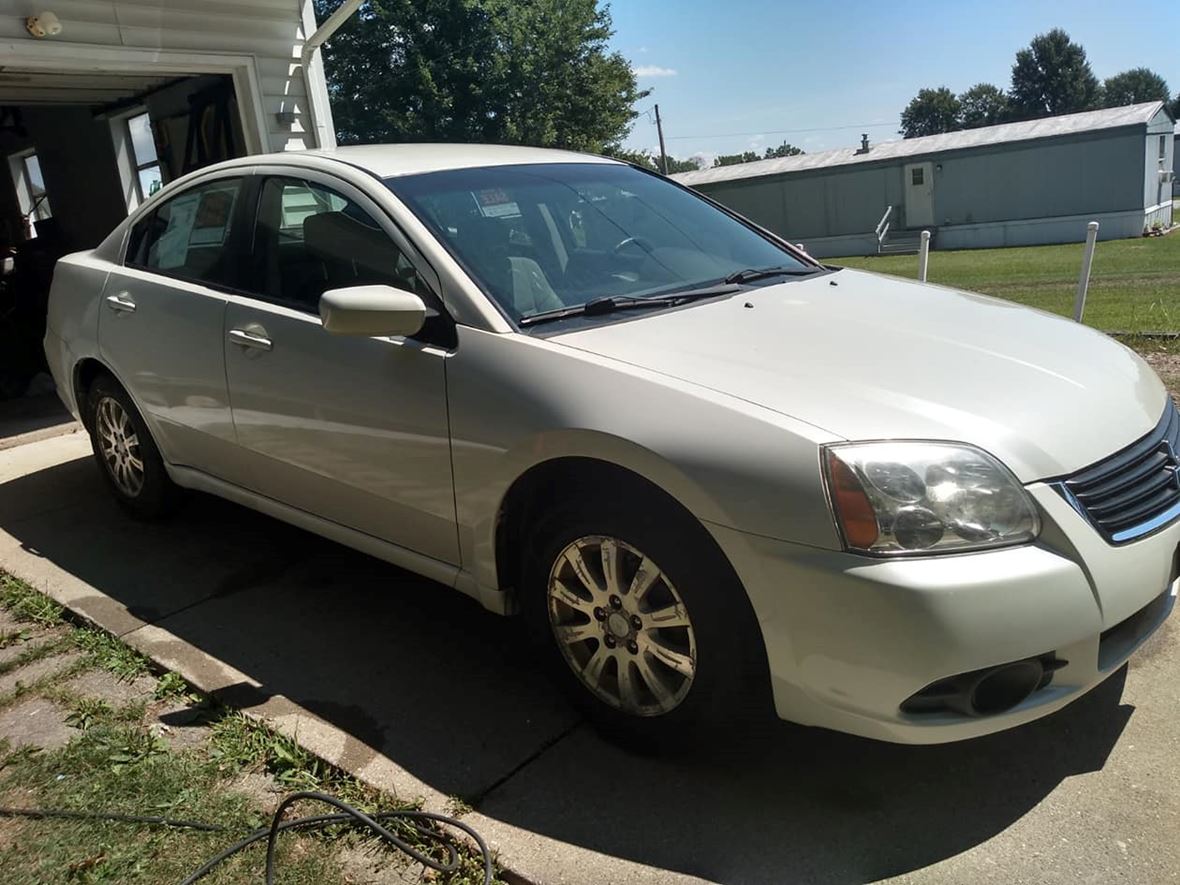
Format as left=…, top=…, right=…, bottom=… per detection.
left=1162, top=440, right=1180, bottom=491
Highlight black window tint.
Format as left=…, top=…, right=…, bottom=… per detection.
left=126, top=178, right=243, bottom=288
left=251, top=176, right=433, bottom=313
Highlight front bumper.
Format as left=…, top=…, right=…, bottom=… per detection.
left=710, top=483, right=1177, bottom=744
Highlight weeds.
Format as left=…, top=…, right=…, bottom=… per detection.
left=64, top=697, right=114, bottom=731
left=0, top=573, right=64, bottom=626
left=72, top=628, right=150, bottom=681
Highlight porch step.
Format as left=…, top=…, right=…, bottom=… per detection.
left=879, top=228, right=935, bottom=255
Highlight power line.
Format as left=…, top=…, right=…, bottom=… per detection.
left=664, top=121, right=899, bottom=140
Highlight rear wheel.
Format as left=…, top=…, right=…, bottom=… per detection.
left=85, top=374, right=179, bottom=519
left=521, top=493, right=771, bottom=748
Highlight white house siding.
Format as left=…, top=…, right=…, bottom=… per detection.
left=0, top=0, right=326, bottom=153
left=1143, top=109, right=1174, bottom=231
left=677, top=103, right=1176, bottom=256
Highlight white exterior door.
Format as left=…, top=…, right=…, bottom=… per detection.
left=221, top=172, right=459, bottom=565
left=98, top=175, right=247, bottom=472
left=904, top=162, right=935, bottom=228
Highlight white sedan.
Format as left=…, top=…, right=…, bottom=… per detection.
left=44, top=144, right=1175, bottom=745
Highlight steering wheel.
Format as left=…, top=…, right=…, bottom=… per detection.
left=610, top=236, right=655, bottom=257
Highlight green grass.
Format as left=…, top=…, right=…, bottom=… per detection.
left=834, top=227, right=1180, bottom=333
left=0, top=573, right=65, bottom=627
left=0, top=571, right=503, bottom=884
left=0, top=725, right=344, bottom=884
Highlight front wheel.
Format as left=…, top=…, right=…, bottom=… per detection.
left=521, top=495, right=771, bottom=748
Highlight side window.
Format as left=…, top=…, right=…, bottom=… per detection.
left=251, top=176, right=433, bottom=312
left=126, top=177, right=243, bottom=288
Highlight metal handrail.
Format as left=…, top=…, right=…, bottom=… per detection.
left=875, top=205, right=893, bottom=246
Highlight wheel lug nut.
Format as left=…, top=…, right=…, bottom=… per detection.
left=593, top=607, right=606, bottom=621
left=630, top=615, right=642, bottom=630
left=627, top=640, right=638, bottom=654
left=609, top=595, right=622, bottom=609
left=603, top=635, right=616, bottom=649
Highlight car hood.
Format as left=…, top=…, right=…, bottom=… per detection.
left=550, top=268, right=1167, bottom=481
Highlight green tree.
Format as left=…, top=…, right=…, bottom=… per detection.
left=664, top=155, right=703, bottom=173
left=959, top=83, right=1009, bottom=129
left=314, top=0, right=647, bottom=152
left=1008, top=29, right=1100, bottom=119
left=763, top=141, right=804, bottom=159
left=1102, top=68, right=1170, bottom=108
left=713, top=151, right=760, bottom=167
left=899, top=87, right=962, bottom=138
left=605, top=149, right=701, bottom=173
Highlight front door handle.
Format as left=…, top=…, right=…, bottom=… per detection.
left=105, top=292, right=136, bottom=313
left=227, top=327, right=273, bottom=351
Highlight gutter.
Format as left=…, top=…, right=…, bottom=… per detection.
left=300, top=0, right=364, bottom=150
left=302, top=0, right=365, bottom=67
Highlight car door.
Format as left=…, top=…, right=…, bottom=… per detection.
left=98, top=174, right=247, bottom=473
left=220, top=171, right=459, bottom=565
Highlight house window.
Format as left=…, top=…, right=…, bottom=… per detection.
left=1161, top=135, right=1168, bottom=161
left=911, top=167, right=924, bottom=186
left=7, top=149, right=52, bottom=238
left=127, top=112, right=164, bottom=200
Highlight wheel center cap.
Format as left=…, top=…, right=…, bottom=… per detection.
left=606, top=612, right=631, bottom=639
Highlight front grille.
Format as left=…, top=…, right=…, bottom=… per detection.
left=1057, top=402, right=1180, bottom=543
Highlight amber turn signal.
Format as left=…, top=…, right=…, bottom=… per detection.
left=825, top=450, right=880, bottom=549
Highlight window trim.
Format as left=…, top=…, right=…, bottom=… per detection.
left=125, top=110, right=164, bottom=202
left=7, top=148, right=52, bottom=234
left=123, top=172, right=253, bottom=294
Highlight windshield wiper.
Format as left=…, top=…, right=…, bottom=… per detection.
left=518, top=283, right=740, bottom=328
left=723, top=265, right=825, bottom=284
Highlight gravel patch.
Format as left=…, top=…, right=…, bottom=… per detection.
left=0, top=651, right=83, bottom=698
left=0, top=697, right=74, bottom=751
left=62, top=669, right=156, bottom=707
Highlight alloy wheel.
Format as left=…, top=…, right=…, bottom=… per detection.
left=547, top=535, right=697, bottom=717
left=95, top=396, right=145, bottom=498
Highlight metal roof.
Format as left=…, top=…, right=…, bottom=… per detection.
left=673, top=101, right=1167, bottom=188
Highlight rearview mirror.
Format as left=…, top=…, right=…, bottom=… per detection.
left=319, top=285, right=426, bottom=338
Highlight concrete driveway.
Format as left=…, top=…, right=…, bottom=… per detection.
left=1, top=431, right=1177, bottom=884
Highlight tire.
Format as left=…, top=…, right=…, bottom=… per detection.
left=520, top=490, right=772, bottom=749
left=85, top=373, right=180, bottom=519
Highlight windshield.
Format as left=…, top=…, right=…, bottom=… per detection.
left=385, top=163, right=811, bottom=323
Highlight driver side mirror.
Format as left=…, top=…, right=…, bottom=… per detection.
left=319, top=285, right=426, bottom=338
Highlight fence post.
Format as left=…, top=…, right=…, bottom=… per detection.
left=1073, top=221, right=1100, bottom=323
left=918, top=230, right=931, bottom=282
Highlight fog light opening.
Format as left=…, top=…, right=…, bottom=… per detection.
left=969, top=660, right=1044, bottom=715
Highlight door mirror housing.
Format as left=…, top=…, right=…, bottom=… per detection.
left=319, top=285, right=426, bottom=338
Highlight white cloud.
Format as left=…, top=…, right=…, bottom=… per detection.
left=633, top=65, right=677, bottom=78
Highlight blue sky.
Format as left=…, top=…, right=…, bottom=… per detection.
left=611, top=0, right=1180, bottom=164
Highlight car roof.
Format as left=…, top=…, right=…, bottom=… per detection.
left=297, top=143, right=622, bottom=178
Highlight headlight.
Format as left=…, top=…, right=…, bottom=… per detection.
left=823, top=442, right=1040, bottom=555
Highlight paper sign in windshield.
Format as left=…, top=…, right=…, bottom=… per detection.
left=475, top=188, right=521, bottom=218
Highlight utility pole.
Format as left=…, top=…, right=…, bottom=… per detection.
left=654, top=103, right=668, bottom=175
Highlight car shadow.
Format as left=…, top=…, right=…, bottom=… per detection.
left=0, top=455, right=1133, bottom=884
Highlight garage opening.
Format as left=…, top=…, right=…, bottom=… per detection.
left=0, top=72, right=248, bottom=400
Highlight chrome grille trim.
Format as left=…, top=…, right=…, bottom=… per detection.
left=1053, top=402, right=1180, bottom=544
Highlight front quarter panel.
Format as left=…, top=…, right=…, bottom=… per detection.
left=447, top=326, right=843, bottom=593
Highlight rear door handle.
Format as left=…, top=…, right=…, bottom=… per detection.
left=105, top=292, right=136, bottom=313
left=227, top=328, right=272, bottom=351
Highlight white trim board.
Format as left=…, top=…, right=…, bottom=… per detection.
left=0, top=41, right=270, bottom=156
